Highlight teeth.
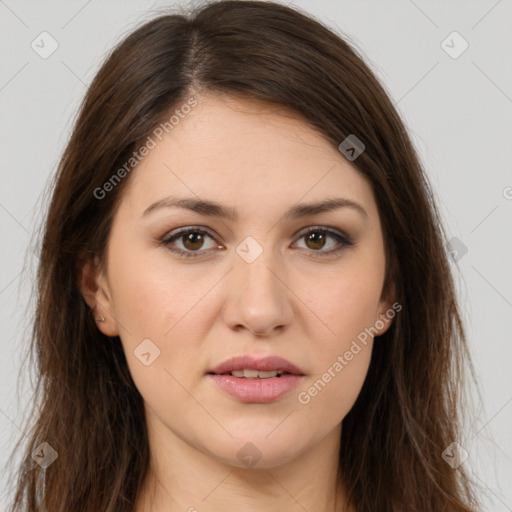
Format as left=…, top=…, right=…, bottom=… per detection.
left=257, top=370, right=279, bottom=378
left=229, top=369, right=284, bottom=379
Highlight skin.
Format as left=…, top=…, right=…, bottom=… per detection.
left=79, top=93, right=395, bottom=512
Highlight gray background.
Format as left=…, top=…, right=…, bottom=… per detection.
left=1, top=0, right=511, bottom=509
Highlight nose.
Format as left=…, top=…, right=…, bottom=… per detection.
left=221, top=244, right=294, bottom=337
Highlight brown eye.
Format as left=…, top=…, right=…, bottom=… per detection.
left=161, top=227, right=219, bottom=259
left=182, top=231, right=206, bottom=251
left=293, top=227, right=354, bottom=256
left=304, top=231, right=327, bottom=250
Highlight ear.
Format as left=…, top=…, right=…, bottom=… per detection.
left=374, top=281, right=399, bottom=337
left=77, top=255, right=119, bottom=337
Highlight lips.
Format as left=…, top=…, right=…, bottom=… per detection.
left=207, top=355, right=306, bottom=403
left=208, top=355, right=305, bottom=376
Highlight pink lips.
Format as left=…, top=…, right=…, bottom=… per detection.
left=209, top=355, right=304, bottom=375
left=207, top=355, right=306, bottom=403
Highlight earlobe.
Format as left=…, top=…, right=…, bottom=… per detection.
left=375, top=282, right=398, bottom=336
left=77, top=256, right=119, bottom=337
left=375, top=308, right=394, bottom=336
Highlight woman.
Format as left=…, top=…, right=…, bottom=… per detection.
left=7, top=1, right=481, bottom=510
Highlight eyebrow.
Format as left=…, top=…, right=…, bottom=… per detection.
left=142, top=196, right=368, bottom=221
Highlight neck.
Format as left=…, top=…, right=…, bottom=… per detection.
left=134, top=422, right=352, bottom=512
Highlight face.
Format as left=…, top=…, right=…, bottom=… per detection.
left=80, top=93, right=395, bottom=469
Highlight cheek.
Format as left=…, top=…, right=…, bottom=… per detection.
left=297, top=325, right=374, bottom=423
left=302, top=265, right=384, bottom=346
left=294, top=257, right=383, bottom=413
left=107, top=238, right=208, bottom=338
left=106, top=245, right=213, bottom=395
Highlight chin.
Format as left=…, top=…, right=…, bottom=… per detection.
left=199, top=428, right=310, bottom=470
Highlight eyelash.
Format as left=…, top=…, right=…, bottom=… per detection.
left=159, top=226, right=355, bottom=259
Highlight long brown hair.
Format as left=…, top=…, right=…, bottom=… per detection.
left=6, top=1, right=482, bottom=510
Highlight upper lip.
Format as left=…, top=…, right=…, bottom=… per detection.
left=208, top=355, right=305, bottom=375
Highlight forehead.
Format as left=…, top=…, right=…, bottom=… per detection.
left=120, top=93, right=377, bottom=220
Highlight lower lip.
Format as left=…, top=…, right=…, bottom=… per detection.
left=207, top=373, right=305, bottom=403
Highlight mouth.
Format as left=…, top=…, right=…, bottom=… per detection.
left=206, top=355, right=306, bottom=403
left=207, top=354, right=305, bottom=376
left=209, top=369, right=290, bottom=379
